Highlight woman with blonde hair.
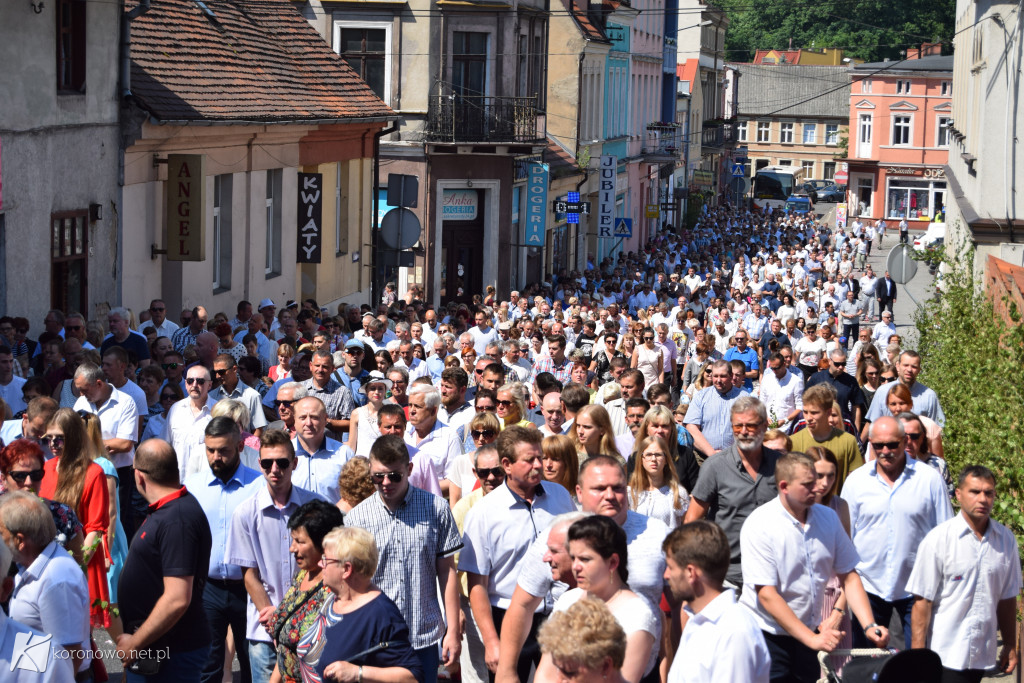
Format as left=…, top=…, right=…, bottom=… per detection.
left=270, top=343, right=295, bottom=382
left=537, top=598, right=627, bottom=683
left=541, top=434, right=579, bottom=495
left=496, top=382, right=533, bottom=429
left=572, top=404, right=621, bottom=463
left=448, top=411, right=502, bottom=504
left=39, top=408, right=111, bottom=627
left=627, top=435, right=688, bottom=527
left=210, top=398, right=261, bottom=470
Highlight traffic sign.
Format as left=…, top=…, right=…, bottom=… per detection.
left=834, top=169, right=849, bottom=184
left=732, top=163, right=745, bottom=177
left=886, top=243, right=918, bottom=284
left=645, top=204, right=659, bottom=218
left=613, top=218, right=632, bottom=238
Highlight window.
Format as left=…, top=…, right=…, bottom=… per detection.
left=801, top=161, right=815, bottom=177
left=886, top=178, right=947, bottom=220
left=265, top=170, right=282, bottom=277
left=892, top=115, right=911, bottom=145
left=213, top=175, right=233, bottom=291
left=778, top=159, right=792, bottom=166
left=50, top=211, right=88, bottom=314
left=756, top=121, right=770, bottom=143
left=335, top=23, right=391, bottom=103
left=937, top=116, right=951, bottom=147
left=780, top=122, right=794, bottom=143
left=802, top=123, right=816, bottom=144
left=861, top=79, right=872, bottom=93
left=896, top=80, right=912, bottom=94
left=736, top=121, right=748, bottom=142
left=857, top=114, right=872, bottom=157
left=452, top=31, right=488, bottom=97
left=56, top=0, right=86, bottom=92
left=941, top=81, right=951, bottom=96
left=823, top=162, right=836, bottom=181
left=825, top=124, right=839, bottom=145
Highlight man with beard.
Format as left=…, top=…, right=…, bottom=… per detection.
left=684, top=396, right=782, bottom=590
left=663, top=521, right=770, bottom=683
left=184, top=417, right=261, bottom=683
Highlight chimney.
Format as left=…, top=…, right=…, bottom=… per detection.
left=922, top=42, right=942, bottom=57
left=906, top=47, right=920, bottom=60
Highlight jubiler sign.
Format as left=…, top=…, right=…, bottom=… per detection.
left=597, top=155, right=617, bottom=238
left=165, top=155, right=206, bottom=261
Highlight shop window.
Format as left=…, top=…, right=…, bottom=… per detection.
left=51, top=211, right=88, bottom=314
left=886, top=179, right=947, bottom=220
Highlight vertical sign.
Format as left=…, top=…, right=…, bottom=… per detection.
left=525, top=162, right=548, bottom=246
left=297, top=173, right=323, bottom=263
left=836, top=203, right=848, bottom=229
left=597, top=155, right=617, bottom=237
left=165, top=154, right=206, bottom=261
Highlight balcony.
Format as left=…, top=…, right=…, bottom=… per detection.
left=642, top=123, right=682, bottom=162
left=701, top=122, right=736, bottom=151
left=426, top=96, right=543, bottom=144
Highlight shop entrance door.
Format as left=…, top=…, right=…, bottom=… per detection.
left=440, top=189, right=485, bottom=304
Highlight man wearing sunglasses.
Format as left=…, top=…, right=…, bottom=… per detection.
left=162, top=365, right=217, bottom=484
left=138, top=299, right=180, bottom=339
left=841, top=416, right=952, bottom=651
left=184, top=417, right=261, bottom=683
left=225, top=429, right=320, bottom=683
left=263, top=382, right=307, bottom=437
left=345, top=435, right=463, bottom=683
left=210, top=354, right=268, bottom=437
left=332, top=340, right=371, bottom=408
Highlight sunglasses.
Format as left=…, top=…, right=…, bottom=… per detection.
left=345, top=348, right=364, bottom=354
left=475, top=467, right=504, bottom=479
left=260, top=458, right=292, bottom=471
left=831, top=361, right=845, bottom=367
left=370, top=470, right=405, bottom=484
left=871, top=441, right=903, bottom=451
left=185, top=377, right=208, bottom=385
left=881, top=375, right=897, bottom=381
left=160, top=394, right=178, bottom=401
left=65, top=324, right=83, bottom=331
left=9, top=469, right=45, bottom=484
left=162, top=363, right=182, bottom=370
left=274, top=399, right=296, bottom=408
left=150, top=307, right=166, bottom=312
left=471, top=429, right=496, bottom=439
left=214, top=368, right=231, bottom=377
left=41, top=435, right=65, bottom=449
left=905, top=432, right=924, bottom=441
left=496, top=400, right=514, bottom=407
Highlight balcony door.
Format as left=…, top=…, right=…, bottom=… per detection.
left=452, top=32, right=487, bottom=97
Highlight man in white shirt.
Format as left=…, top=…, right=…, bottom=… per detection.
left=841, top=416, right=952, bottom=649
left=468, top=310, right=499, bottom=356
left=394, top=341, right=431, bottom=382
left=138, top=298, right=180, bottom=338
left=161, top=364, right=217, bottom=482
left=209, top=354, right=269, bottom=435
left=405, top=384, right=462, bottom=496
left=741, top=452, right=888, bottom=683
left=907, top=465, right=1021, bottom=682
left=664, top=520, right=770, bottom=683
left=0, top=347, right=27, bottom=416
left=756, top=352, right=804, bottom=430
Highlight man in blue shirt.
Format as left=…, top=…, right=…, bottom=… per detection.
left=184, top=417, right=261, bottom=683
left=724, top=331, right=759, bottom=392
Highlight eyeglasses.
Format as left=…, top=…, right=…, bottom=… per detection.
left=185, top=377, right=208, bottom=386
left=370, top=470, right=405, bottom=484
left=871, top=441, right=903, bottom=451
left=41, top=435, right=65, bottom=449
left=475, top=467, right=504, bottom=479
left=641, top=452, right=667, bottom=460
left=162, top=363, right=182, bottom=371
left=274, top=399, right=296, bottom=408
left=905, top=432, right=924, bottom=441
left=731, top=421, right=764, bottom=433
left=471, top=429, right=496, bottom=439
left=150, top=307, right=165, bottom=312
left=160, top=394, right=178, bottom=402
left=321, top=557, right=344, bottom=568
left=260, top=458, right=292, bottom=471
left=8, top=469, right=45, bottom=484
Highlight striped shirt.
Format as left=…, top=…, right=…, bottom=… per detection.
left=345, top=486, right=462, bottom=649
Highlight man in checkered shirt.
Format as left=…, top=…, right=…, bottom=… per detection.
left=344, top=434, right=462, bottom=683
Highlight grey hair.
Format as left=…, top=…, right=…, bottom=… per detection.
left=211, top=399, right=251, bottom=431
left=109, top=306, right=130, bottom=321
left=548, top=510, right=590, bottom=534
left=0, top=491, right=57, bottom=549
left=332, top=351, right=346, bottom=367
left=279, top=382, right=308, bottom=400
left=74, top=362, right=105, bottom=384
left=395, top=322, right=410, bottom=333
left=408, top=383, right=441, bottom=409
left=441, top=333, right=457, bottom=346
left=502, top=340, right=520, bottom=354
left=472, top=444, right=500, bottom=468
left=459, top=332, right=474, bottom=345
left=387, top=366, right=410, bottom=384
left=730, top=395, right=768, bottom=422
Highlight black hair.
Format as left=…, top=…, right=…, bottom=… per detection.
left=288, top=499, right=345, bottom=552
left=567, top=515, right=629, bottom=585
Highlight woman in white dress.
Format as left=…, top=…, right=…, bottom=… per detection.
left=626, top=436, right=688, bottom=527
left=536, top=516, right=660, bottom=683
left=630, top=328, right=664, bottom=389
left=347, top=371, right=392, bottom=457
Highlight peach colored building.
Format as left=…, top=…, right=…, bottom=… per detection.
left=845, top=49, right=952, bottom=228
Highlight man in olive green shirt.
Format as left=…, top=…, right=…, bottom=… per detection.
left=790, top=383, right=863, bottom=494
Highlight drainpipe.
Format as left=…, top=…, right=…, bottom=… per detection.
left=121, top=0, right=151, bottom=98
left=371, top=122, right=399, bottom=305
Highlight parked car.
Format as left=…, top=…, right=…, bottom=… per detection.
left=817, top=185, right=845, bottom=202
left=913, top=222, right=946, bottom=251
left=806, top=179, right=832, bottom=191
left=794, top=183, right=819, bottom=203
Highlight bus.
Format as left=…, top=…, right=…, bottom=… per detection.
left=752, top=165, right=807, bottom=211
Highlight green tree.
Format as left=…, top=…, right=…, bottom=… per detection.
left=716, top=0, right=955, bottom=63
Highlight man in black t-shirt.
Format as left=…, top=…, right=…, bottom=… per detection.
left=117, top=439, right=212, bottom=680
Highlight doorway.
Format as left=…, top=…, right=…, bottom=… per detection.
left=440, top=190, right=485, bottom=304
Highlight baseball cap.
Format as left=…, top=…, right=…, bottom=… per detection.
left=345, top=339, right=365, bottom=351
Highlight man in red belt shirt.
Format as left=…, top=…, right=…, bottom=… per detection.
left=117, top=439, right=213, bottom=682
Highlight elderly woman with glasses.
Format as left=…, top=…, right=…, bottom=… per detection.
left=296, top=527, right=421, bottom=683
left=267, top=499, right=345, bottom=683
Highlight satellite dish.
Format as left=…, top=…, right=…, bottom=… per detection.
left=886, top=243, right=919, bottom=285
left=380, top=208, right=421, bottom=250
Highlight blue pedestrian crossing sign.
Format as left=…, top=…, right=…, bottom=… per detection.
left=614, top=218, right=632, bottom=238
left=731, top=163, right=745, bottom=177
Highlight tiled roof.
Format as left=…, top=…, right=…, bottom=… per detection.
left=676, top=60, right=698, bottom=93
left=731, top=63, right=850, bottom=119
left=128, top=0, right=395, bottom=123
left=754, top=49, right=801, bottom=65
left=564, top=0, right=609, bottom=42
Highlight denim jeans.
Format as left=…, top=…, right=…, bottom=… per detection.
left=125, top=645, right=211, bottom=683
left=852, top=592, right=914, bottom=650
left=248, top=640, right=276, bottom=683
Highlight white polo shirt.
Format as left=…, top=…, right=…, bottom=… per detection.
left=405, top=419, right=463, bottom=481
left=162, top=396, right=217, bottom=481
left=740, top=497, right=860, bottom=635
left=906, top=512, right=1022, bottom=671
left=74, top=384, right=140, bottom=468
left=671, top=589, right=770, bottom=683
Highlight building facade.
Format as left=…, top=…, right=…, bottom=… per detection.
left=845, top=52, right=952, bottom=227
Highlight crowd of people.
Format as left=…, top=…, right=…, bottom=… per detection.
left=0, top=202, right=1019, bottom=683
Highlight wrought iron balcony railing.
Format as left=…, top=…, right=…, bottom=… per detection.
left=426, top=95, right=542, bottom=144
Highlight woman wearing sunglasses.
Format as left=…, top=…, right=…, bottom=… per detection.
left=496, top=383, right=533, bottom=429
left=449, top=412, right=501, bottom=503
left=348, top=371, right=394, bottom=458
left=0, top=438, right=85, bottom=559
left=38, top=408, right=113, bottom=628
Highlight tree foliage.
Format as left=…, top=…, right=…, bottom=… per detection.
left=716, top=0, right=956, bottom=63
left=914, top=237, right=1024, bottom=548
